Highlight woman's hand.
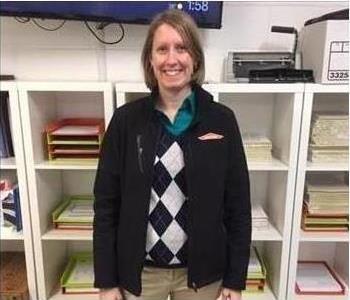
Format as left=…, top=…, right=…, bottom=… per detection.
left=100, top=287, right=124, bottom=300
left=218, top=287, right=242, bottom=300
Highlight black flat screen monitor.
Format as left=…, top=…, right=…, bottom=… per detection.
left=0, top=1, right=223, bottom=29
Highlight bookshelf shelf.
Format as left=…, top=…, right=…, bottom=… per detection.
left=1, top=227, right=24, bottom=240
left=299, top=230, right=349, bottom=242
left=42, top=229, right=92, bottom=241
left=1, top=156, right=17, bottom=169
left=306, top=161, right=349, bottom=171
left=252, top=223, right=283, bottom=241
left=248, top=159, right=289, bottom=171
left=34, top=161, right=97, bottom=170
left=49, top=286, right=98, bottom=300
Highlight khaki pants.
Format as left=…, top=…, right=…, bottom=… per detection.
left=123, top=267, right=222, bottom=300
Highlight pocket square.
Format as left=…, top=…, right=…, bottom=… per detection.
left=198, top=132, right=224, bottom=140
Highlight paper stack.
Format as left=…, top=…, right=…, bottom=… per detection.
left=296, top=261, right=345, bottom=295
left=243, top=134, right=273, bottom=162
left=52, top=195, right=94, bottom=230
left=302, top=175, right=349, bottom=232
left=308, top=112, right=349, bottom=163
left=245, top=247, right=266, bottom=292
left=0, top=252, right=29, bottom=300
left=45, top=118, right=104, bottom=163
left=252, top=204, right=269, bottom=231
left=60, top=253, right=98, bottom=294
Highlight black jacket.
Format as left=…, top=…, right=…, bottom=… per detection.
left=93, top=85, right=251, bottom=296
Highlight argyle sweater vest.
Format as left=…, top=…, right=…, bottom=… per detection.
left=145, top=126, right=188, bottom=267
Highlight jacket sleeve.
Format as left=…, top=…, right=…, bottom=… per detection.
left=222, top=110, right=252, bottom=291
left=93, top=111, right=122, bottom=288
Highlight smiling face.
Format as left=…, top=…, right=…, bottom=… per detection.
left=150, top=23, right=194, bottom=94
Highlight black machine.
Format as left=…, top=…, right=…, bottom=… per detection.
left=249, top=68, right=314, bottom=83
left=248, top=25, right=314, bottom=83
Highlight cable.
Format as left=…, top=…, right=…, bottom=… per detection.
left=84, top=21, right=125, bottom=45
left=32, top=18, right=66, bottom=31
left=14, top=16, right=30, bottom=23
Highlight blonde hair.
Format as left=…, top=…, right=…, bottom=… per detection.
left=141, top=9, right=205, bottom=91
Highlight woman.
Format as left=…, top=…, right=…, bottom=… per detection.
left=93, top=9, right=251, bottom=300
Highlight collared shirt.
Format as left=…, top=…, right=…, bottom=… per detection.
left=155, top=91, right=196, bottom=136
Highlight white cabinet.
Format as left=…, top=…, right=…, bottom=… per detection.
left=0, top=82, right=37, bottom=300
left=115, top=82, right=305, bottom=300
left=287, top=84, right=349, bottom=300
left=8, top=81, right=348, bottom=300
left=17, top=82, right=113, bottom=300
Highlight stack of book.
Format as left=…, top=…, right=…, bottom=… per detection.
left=302, top=175, right=349, bottom=232
left=243, top=134, right=273, bottom=162
left=0, top=92, right=14, bottom=158
left=252, top=204, right=269, bottom=231
left=45, top=118, right=104, bottom=163
left=245, top=247, right=266, bottom=292
left=0, top=179, right=22, bottom=232
left=308, top=112, right=349, bottom=163
left=0, top=252, right=29, bottom=300
left=52, top=195, right=94, bottom=230
left=296, top=261, right=345, bottom=295
left=60, top=253, right=98, bottom=294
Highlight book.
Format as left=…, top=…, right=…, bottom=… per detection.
left=60, top=253, right=98, bottom=294
left=296, top=261, right=346, bottom=295
left=0, top=92, right=14, bottom=158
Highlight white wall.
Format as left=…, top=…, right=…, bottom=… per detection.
left=1, top=1, right=348, bottom=82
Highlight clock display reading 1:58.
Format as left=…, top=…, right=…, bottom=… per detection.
left=187, top=1, right=209, bottom=12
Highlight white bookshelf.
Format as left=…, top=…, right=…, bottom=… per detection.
left=0, top=82, right=38, bottom=300
left=115, top=82, right=305, bottom=300
left=287, top=84, right=349, bottom=300
left=10, top=81, right=349, bottom=300
left=17, top=81, right=113, bottom=300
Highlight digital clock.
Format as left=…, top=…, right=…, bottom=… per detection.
left=187, top=1, right=209, bottom=12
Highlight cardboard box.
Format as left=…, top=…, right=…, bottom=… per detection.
left=301, top=20, right=349, bottom=84
left=0, top=252, right=29, bottom=300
